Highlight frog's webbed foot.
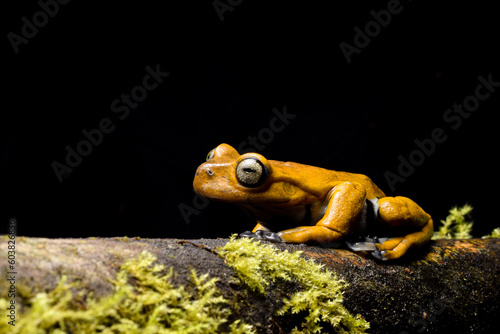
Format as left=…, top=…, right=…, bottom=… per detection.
left=240, top=230, right=255, bottom=238
left=346, top=236, right=390, bottom=261
left=239, top=230, right=284, bottom=243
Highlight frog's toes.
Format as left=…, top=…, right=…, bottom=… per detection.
left=255, top=230, right=266, bottom=239
left=260, top=231, right=284, bottom=243
left=371, top=249, right=389, bottom=261
left=346, top=240, right=377, bottom=251
left=346, top=236, right=388, bottom=252
left=240, top=230, right=255, bottom=238
left=239, top=230, right=284, bottom=243
left=347, top=236, right=394, bottom=260
left=240, top=230, right=266, bottom=239
left=371, top=237, right=409, bottom=260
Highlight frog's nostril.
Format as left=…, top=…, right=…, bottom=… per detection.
left=207, top=169, right=214, bottom=176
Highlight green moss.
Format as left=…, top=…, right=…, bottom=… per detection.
left=482, top=227, right=500, bottom=239
left=432, top=204, right=474, bottom=240
left=218, top=235, right=369, bottom=334
left=0, top=251, right=254, bottom=334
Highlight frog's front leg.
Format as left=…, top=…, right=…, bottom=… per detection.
left=279, top=182, right=366, bottom=243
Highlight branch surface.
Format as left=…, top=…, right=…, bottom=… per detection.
left=1, top=236, right=498, bottom=333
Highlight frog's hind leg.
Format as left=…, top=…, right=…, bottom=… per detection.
left=373, top=196, right=433, bottom=260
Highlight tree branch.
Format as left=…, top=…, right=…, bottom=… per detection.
left=1, top=236, right=498, bottom=333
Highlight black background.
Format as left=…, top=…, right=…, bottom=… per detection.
left=3, top=0, right=499, bottom=239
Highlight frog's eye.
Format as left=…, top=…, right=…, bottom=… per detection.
left=206, top=149, right=215, bottom=161
left=236, top=158, right=268, bottom=188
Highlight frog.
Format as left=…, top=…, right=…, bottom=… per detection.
left=193, top=143, right=434, bottom=260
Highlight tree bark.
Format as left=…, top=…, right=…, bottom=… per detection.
left=1, top=236, right=499, bottom=333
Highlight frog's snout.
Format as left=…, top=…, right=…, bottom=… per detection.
left=194, top=163, right=214, bottom=193
left=195, top=163, right=215, bottom=178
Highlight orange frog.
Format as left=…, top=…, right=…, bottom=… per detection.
left=193, top=143, right=433, bottom=260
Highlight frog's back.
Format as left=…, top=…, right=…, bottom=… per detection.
left=271, top=160, right=385, bottom=200
left=328, top=169, right=385, bottom=198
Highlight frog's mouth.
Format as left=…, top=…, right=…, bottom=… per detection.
left=193, top=182, right=244, bottom=202
left=193, top=182, right=293, bottom=207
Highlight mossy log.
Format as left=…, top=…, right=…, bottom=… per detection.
left=1, top=236, right=499, bottom=333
